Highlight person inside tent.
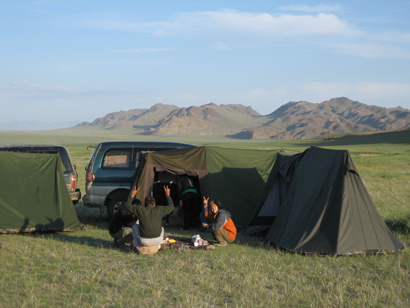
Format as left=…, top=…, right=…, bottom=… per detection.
left=202, top=197, right=237, bottom=246
left=178, top=175, right=198, bottom=230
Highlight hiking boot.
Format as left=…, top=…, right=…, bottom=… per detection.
left=130, top=246, right=140, bottom=254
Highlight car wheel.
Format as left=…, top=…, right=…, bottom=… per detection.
left=107, top=194, right=128, bottom=220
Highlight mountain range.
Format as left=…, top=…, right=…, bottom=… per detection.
left=76, top=97, right=410, bottom=140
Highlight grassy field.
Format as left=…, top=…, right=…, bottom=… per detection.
left=0, top=129, right=409, bottom=307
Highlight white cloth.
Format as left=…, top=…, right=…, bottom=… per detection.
left=132, top=223, right=164, bottom=249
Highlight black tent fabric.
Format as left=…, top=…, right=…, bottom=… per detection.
left=248, top=152, right=300, bottom=226
left=129, top=146, right=277, bottom=227
left=0, top=152, right=81, bottom=232
left=249, top=146, right=404, bottom=255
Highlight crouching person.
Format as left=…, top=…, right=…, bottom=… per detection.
left=109, top=199, right=140, bottom=247
left=202, top=197, right=237, bottom=246
left=127, top=185, right=174, bottom=254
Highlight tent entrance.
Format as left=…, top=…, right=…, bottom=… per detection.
left=152, top=168, right=202, bottom=227
left=152, top=167, right=200, bottom=206
left=259, top=174, right=289, bottom=220
left=249, top=173, right=290, bottom=226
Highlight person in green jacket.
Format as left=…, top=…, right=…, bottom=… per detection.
left=127, top=185, right=174, bottom=249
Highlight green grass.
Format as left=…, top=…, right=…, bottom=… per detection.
left=0, top=129, right=409, bottom=307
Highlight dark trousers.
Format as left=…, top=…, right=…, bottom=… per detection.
left=182, top=192, right=197, bottom=230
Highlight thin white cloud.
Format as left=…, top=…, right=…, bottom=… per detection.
left=1, top=81, right=141, bottom=100
left=376, top=31, right=410, bottom=44
left=89, top=20, right=176, bottom=37
left=212, top=41, right=232, bottom=50
left=333, top=29, right=410, bottom=58
left=176, top=11, right=359, bottom=37
left=277, top=4, right=341, bottom=13
left=88, top=10, right=359, bottom=37
left=83, top=10, right=410, bottom=58
left=303, top=82, right=410, bottom=100
left=250, top=88, right=267, bottom=96
left=356, top=82, right=410, bottom=99
left=117, top=48, right=175, bottom=53
left=336, top=42, right=410, bottom=58
left=43, top=8, right=409, bottom=61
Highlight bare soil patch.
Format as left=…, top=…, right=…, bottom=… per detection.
left=359, top=153, right=382, bottom=156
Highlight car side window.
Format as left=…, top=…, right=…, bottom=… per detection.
left=103, top=149, right=131, bottom=168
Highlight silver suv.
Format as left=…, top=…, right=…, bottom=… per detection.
left=83, top=141, right=196, bottom=219
left=0, top=145, right=81, bottom=204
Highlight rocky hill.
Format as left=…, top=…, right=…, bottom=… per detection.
left=76, top=103, right=180, bottom=130
left=152, top=103, right=263, bottom=136
left=76, top=98, right=410, bottom=139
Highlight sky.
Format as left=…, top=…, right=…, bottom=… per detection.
left=1, top=0, right=410, bottom=129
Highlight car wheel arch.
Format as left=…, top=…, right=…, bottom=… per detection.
left=106, top=189, right=130, bottom=220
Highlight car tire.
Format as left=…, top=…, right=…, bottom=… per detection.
left=107, top=193, right=128, bottom=221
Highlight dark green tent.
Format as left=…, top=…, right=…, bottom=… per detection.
left=0, top=152, right=81, bottom=232
left=131, top=146, right=277, bottom=226
left=249, top=146, right=403, bottom=255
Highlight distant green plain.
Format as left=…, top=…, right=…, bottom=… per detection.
left=0, top=128, right=409, bottom=307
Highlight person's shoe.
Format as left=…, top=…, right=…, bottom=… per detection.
left=130, top=246, right=140, bottom=254
left=216, top=241, right=227, bottom=246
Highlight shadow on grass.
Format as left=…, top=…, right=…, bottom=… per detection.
left=74, top=202, right=110, bottom=230
left=20, top=225, right=269, bottom=256
left=27, top=229, right=115, bottom=250
left=385, top=215, right=410, bottom=235
left=25, top=202, right=114, bottom=250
